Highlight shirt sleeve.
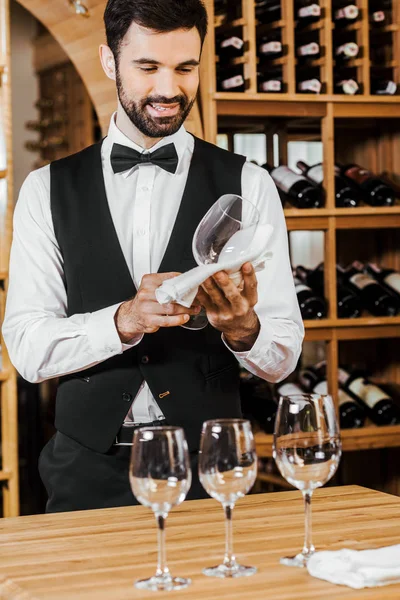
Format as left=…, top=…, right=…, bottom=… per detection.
left=222, top=162, right=304, bottom=383
left=1, top=168, right=139, bottom=384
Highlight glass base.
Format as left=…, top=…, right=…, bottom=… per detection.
left=203, top=563, right=257, bottom=578
left=280, top=552, right=313, bottom=568
left=180, top=309, right=208, bottom=330
left=134, top=575, right=191, bottom=591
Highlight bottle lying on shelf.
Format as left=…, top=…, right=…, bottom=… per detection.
left=263, top=163, right=324, bottom=208
left=334, top=78, right=360, bottom=95
left=333, top=3, right=359, bottom=23
left=337, top=163, right=396, bottom=206
left=299, top=362, right=366, bottom=429
left=339, top=367, right=400, bottom=426
left=340, top=261, right=400, bottom=317
left=217, top=35, right=244, bottom=61
left=217, top=67, right=245, bottom=92
left=258, top=35, right=283, bottom=59
left=297, top=78, right=322, bottom=93
left=297, top=41, right=321, bottom=59
left=297, top=159, right=362, bottom=207
left=258, top=73, right=283, bottom=92
left=370, top=9, right=386, bottom=24
left=239, top=370, right=277, bottom=434
left=295, top=263, right=362, bottom=318
left=293, top=273, right=327, bottom=319
left=365, top=263, right=400, bottom=301
left=296, top=1, right=322, bottom=25
left=370, top=79, right=398, bottom=96
left=255, top=0, right=281, bottom=24
left=334, top=41, right=359, bottom=60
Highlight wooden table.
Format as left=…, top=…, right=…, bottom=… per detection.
left=0, top=485, right=399, bottom=599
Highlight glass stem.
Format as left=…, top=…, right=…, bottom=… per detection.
left=155, top=512, right=170, bottom=579
left=223, top=503, right=236, bottom=568
left=301, top=491, right=315, bottom=559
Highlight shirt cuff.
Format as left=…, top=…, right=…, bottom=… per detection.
left=86, top=302, right=126, bottom=359
left=221, top=319, right=274, bottom=361
left=122, top=334, right=144, bottom=351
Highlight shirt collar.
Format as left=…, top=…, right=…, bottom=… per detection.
left=104, top=111, right=189, bottom=177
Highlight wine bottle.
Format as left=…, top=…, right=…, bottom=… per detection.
left=217, top=68, right=245, bottom=92
left=258, top=35, right=283, bottom=59
left=258, top=74, right=283, bottom=93
left=293, top=274, right=327, bottom=319
left=341, top=261, right=400, bottom=316
left=276, top=382, right=305, bottom=398
left=297, top=78, right=322, bottom=93
left=371, top=80, right=397, bottom=96
left=370, top=9, right=386, bottom=23
left=299, top=363, right=365, bottom=428
left=379, top=171, right=400, bottom=198
left=239, top=371, right=277, bottom=434
left=338, top=163, right=396, bottom=206
left=334, top=79, right=359, bottom=95
left=296, top=160, right=361, bottom=207
left=218, top=36, right=244, bottom=61
left=339, top=367, right=400, bottom=425
left=295, top=263, right=362, bottom=318
left=297, top=42, right=320, bottom=58
left=296, top=1, right=322, bottom=24
left=333, top=4, right=359, bottom=23
left=365, top=263, right=400, bottom=300
left=335, top=42, right=359, bottom=60
left=255, top=0, right=281, bottom=24
left=263, top=163, right=324, bottom=208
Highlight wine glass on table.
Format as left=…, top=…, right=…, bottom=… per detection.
left=129, top=426, right=192, bottom=591
left=273, top=393, right=341, bottom=568
left=199, top=418, right=258, bottom=577
left=182, top=194, right=260, bottom=329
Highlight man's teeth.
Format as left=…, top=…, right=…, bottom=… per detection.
left=151, top=104, right=168, bottom=111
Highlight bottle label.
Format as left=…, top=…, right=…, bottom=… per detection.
left=338, top=389, right=356, bottom=407
left=374, top=81, right=397, bottom=95
left=338, top=79, right=359, bottom=95
left=348, top=378, right=391, bottom=409
left=260, top=79, right=282, bottom=92
left=335, top=5, right=359, bottom=20
left=344, top=165, right=372, bottom=185
left=349, top=272, right=376, bottom=291
left=338, top=368, right=350, bottom=385
left=307, top=164, right=324, bottom=184
left=385, top=273, right=400, bottom=295
left=336, top=42, right=359, bottom=58
left=298, top=42, right=319, bottom=56
left=372, top=10, right=385, bottom=22
left=221, top=75, right=245, bottom=90
left=298, top=4, right=321, bottom=17
left=294, top=282, right=311, bottom=293
left=277, top=383, right=304, bottom=397
left=221, top=37, right=244, bottom=50
left=299, top=79, right=322, bottom=93
left=271, top=166, right=306, bottom=193
left=260, top=41, right=282, bottom=54
left=313, top=381, right=328, bottom=395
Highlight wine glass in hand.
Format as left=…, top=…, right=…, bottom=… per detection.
left=182, top=194, right=260, bottom=330
left=199, top=418, right=258, bottom=577
left=273, top=394, right=341, bottom=568
left=129, top=426, right=192, bottom=591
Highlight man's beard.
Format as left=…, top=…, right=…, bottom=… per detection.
left=116, top=68, right=196, bottom=138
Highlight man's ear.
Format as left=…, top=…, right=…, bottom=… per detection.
left=99, top=44, right=116, bottom=81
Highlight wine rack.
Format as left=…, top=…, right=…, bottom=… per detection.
left=201, top=0, right=400, bottom=468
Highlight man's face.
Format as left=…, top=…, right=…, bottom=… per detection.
left=115, top=23, right=201, bottom=138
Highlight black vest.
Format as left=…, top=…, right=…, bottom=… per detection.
left=50, top=136, right=246, bottom=453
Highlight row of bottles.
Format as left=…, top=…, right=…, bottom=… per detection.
left=240, top=361, right=400, bottom=435
left=293, top=261, right=400, bottom=319
left=263, top=161, right=398, bottom=208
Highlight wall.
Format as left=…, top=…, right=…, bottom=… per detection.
left=10, top=0, right=38, bottom=203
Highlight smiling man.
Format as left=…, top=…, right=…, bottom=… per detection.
left=2, top=0, right=303, bottom=513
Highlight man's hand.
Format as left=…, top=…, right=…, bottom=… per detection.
left=196, top=262, right=260, bottom=351
left=115, top=272, right=201, bottom=343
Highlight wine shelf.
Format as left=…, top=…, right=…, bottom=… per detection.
left=255, top=425, right=400, bottom=457
left=304, top=318, right=400, bottom=341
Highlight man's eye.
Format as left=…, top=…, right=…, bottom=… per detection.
left=178, top=68, right=192, bottom=73
left=140, top=67, right=157, bottom=72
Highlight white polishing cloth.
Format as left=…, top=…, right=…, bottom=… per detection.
left=155, top=223, right=274, bottom=307
left=307, top=544, right=400, bottom=589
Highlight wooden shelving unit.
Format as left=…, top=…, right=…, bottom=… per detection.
left=0, top=0, right=20, bottom=517
left=201, top=0, right=400, bottom=454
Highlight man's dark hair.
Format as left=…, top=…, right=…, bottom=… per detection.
left=104, top=0, right=208, bottom=61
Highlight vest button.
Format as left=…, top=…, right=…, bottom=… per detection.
left=141, top=355, right=150, bottom=364
left=122, top=392, right=132, bottom=402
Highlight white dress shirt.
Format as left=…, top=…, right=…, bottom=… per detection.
left=2, top=113, right=304, bottom=423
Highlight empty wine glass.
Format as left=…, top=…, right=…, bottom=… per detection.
left=273, top=394, right=341, bottom=568
left=129, top=426, right=192, bottom=591
left=182, top=194, right=260, bottom=330
left=199, top=418, right=258, bottom=578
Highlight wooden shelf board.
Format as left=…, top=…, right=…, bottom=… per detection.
left=304, top=318, right=400, bottom=341
left=284, top=208, right=400, bottom=230
left=255, top=425, right=400, bottom=457
left=0, top=470, right=11, bottom=482
left=215, top=17, right=246, bottom=31
left=215, top=92, right=400, bottom=103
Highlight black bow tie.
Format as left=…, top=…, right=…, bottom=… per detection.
left=110, top=142, right=179, bottom=175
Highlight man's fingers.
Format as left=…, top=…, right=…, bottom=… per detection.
left=196, top=286, right=214, bottom=311
left=212, top=271, right=244, bottom=310
left=242, top=263, right=258, bottom=306
left=202, top=276, right=229, bottom=308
